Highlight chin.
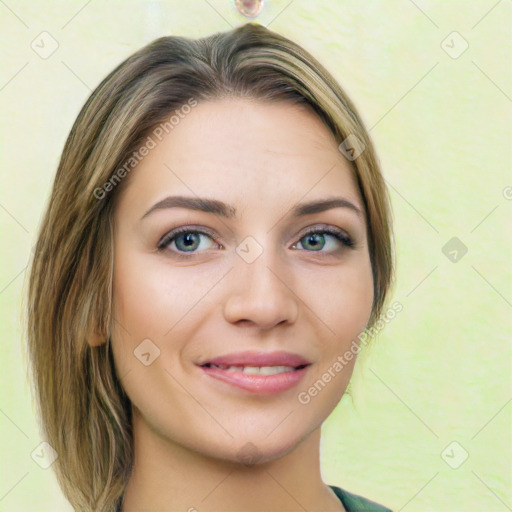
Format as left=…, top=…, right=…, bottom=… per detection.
left=208, top=427, right=316, bottom=467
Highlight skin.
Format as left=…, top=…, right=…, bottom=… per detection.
left=108, top=98, right=374, bottom=511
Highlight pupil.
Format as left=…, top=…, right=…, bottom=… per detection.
left=178, top=233, right=199, bottom=251
left=305, top=233, right=324, bottom=250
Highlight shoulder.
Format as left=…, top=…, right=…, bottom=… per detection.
left=329, top=485, right=393, bottom=512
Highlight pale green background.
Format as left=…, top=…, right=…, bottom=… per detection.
left=1, top=1, right=511, bottom=511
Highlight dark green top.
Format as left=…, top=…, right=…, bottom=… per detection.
left=329, top=485, right=392, bottom=511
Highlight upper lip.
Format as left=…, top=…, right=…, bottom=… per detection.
left=199, top=350, right=311, bottom=368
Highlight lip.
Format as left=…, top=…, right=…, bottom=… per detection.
left=197, top=350, right=312, bottom=395
left=199, top=350, right=311, bottom=368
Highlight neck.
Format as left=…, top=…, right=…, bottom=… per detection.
left=121, top=409, right=344, bottom=512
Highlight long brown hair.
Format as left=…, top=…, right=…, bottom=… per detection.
left=26, top=22, right=393, bottom=512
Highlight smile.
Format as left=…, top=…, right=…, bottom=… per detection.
left=198, top=351, right=312, bottom=394
left=202, top=364, right=301, bottom=375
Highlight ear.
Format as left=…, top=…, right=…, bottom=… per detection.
left=87, top=331, right=106, bottom=347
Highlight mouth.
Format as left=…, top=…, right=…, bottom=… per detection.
left=197, top=351, right=312, bottom=394
left=201, top=363, right=308, bottom=375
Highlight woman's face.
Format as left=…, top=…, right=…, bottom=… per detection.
left=110, top=98, right=374, bottom=463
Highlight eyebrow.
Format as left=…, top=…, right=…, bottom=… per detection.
left=141, top=196, right=237, bottom=220
left=140, top=195, right=362, bottom=220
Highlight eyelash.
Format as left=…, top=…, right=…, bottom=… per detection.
left=157, top=225, right=354, bottom=260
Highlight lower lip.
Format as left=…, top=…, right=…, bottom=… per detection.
left=200, top=366, right=309, bottom=394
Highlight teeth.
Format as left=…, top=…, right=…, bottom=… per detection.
left=226, top=365, right=244, bottom=372
left=209, top=364, right=295, bottom=375
left=249, top=366, right=294, bottom=375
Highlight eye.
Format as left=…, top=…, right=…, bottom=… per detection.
left=157, top=226, right=221, bottom=256
left=156, top=224, right=354, bottom=258
left=292, top=226, right=354, bottom=253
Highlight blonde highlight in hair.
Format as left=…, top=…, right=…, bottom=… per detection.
left=27, top=23, right=393, bottom=511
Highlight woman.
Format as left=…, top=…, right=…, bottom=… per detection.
left=27, top=22, right=394, bottom=511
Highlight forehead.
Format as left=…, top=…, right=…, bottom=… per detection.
left=115, top=98, right=362, bottom=219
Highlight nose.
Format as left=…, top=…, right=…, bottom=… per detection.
left=223, top=248, right=299, bottom=330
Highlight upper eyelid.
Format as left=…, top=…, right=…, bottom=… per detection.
left=158, top=224, right=351, bottom=249
left=158, top=225, right=218, bottom=246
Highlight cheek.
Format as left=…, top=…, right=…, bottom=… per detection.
left=112, top=249, right=184, bottom=339
left=110, top=248, right=171, bottom=380
left=310, top=257, right=374, bottom=339
left=110, top=247, right=218, bottom=376
left=295, top=260, right=373, bottom=419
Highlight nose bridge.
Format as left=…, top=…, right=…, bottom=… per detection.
left=223, top=237, right=299, bottom=329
